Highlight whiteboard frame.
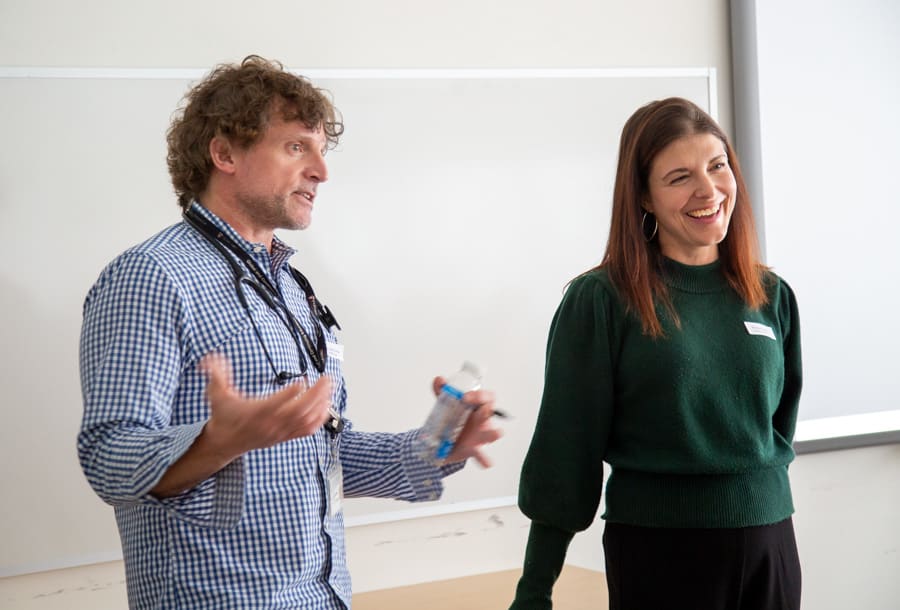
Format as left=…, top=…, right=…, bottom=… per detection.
left=0, top=65, right=715, bottom=577
left=6, top=64, right=898, bottom=579
left=0, top=65, right=718, bottom=123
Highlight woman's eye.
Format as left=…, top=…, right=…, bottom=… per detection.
left=670, top=175, right=688, bottom=185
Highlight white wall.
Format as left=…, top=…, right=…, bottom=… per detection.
left=0, top=0, right=734, bottom=130
left=751, top=0, right=900, bottom=421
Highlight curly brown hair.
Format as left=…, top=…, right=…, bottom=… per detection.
left=166, top=55, right=344, bottom=209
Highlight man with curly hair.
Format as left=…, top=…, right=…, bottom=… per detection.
left=77, top=55, right=501, bottom=609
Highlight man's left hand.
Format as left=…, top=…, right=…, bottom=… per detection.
left=431, top=377, right=503, bottom=468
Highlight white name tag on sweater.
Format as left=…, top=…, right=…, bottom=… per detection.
left=744, top=321, right=776, bottom=340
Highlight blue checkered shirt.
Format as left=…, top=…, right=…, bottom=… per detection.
left=78, top=203, right=461, bottom=609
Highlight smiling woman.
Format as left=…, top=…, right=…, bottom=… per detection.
left=509, top=97, right=803, bottom=610
left=603, top=97, right=769, bottom=339
left=644, top=133, right=736, bottom=266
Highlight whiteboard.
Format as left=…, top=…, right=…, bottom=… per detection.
left=0, top=68, right=713, bottom=575
left=732, top=0, right=900, bottom=421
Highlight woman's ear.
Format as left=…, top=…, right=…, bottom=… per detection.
left=209, top=136, right=236, bottom=174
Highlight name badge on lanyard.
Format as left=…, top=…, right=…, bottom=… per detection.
left=327, top=439, right=343, bottom=517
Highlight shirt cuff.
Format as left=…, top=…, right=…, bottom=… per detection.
left=399, top=429, right=465, bottom=502
left=150, top=421, right=246, bottom=529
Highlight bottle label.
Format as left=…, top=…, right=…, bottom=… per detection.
left=441, top=384, right=464, bottom=400
left=435, top=439, right=455, bottom=459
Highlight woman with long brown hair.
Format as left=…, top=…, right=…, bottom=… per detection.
left=509, top=97, right=802, bottom=609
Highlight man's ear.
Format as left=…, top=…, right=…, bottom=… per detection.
left=209, top=136, right=237, bottom=174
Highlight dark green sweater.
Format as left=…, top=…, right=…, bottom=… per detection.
left=510, top=259, right=802, bottom=609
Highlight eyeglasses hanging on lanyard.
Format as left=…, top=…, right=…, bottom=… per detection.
left=183, top=208, right=340, bottom=384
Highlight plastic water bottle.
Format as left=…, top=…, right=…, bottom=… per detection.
left=415, top=362, right=483, bottom=463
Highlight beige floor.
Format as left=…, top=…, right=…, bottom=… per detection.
left=354, top=565, right=608, bottom=610
left=0, top=563, right=605, bottom=610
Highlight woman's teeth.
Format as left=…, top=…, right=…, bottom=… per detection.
left=687, top=205, right=719, bottom=218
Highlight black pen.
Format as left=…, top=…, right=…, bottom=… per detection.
left=492, top=408, right=510, bottom=419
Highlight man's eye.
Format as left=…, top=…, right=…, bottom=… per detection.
left=291, top=143, right=304, bottom=153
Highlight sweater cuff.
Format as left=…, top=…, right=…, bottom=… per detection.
left=510, top=521, right=574, bottom=609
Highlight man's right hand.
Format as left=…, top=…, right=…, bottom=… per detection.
left=201, top=353, right=334, bottom=461
left=150, top=353, right=333, bottom=498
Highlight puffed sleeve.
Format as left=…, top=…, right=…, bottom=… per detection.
left=772, top=277, right=802, bottom=446
left=510, top=273, right=616, bottom=609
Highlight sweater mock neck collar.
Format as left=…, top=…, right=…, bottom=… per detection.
left=660, top=257, right=728, bottom=294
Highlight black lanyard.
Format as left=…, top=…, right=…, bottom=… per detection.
left=183, top=207, right=339, bottom=375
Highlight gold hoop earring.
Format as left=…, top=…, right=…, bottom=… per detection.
left=642, top=211, right=658, bottom=242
